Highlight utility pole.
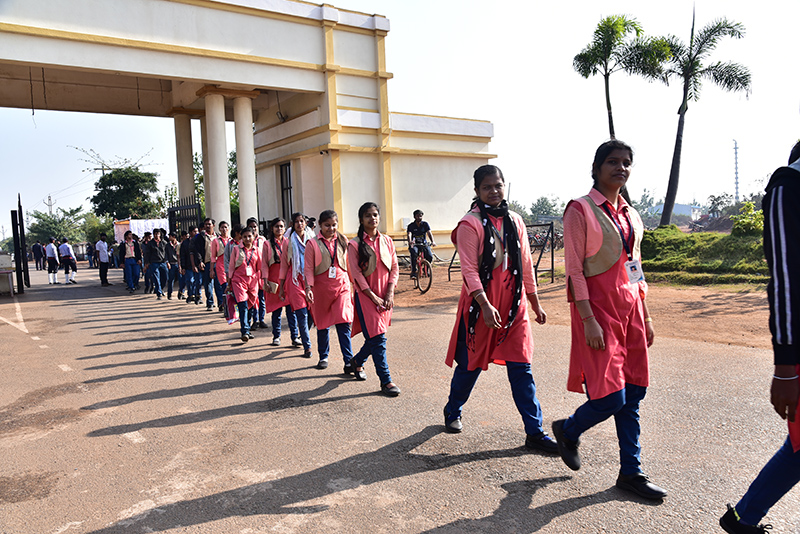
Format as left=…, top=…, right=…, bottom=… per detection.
left=733, top=139, right=740, bottom=203
left=43, top=194, right=56, bottom=214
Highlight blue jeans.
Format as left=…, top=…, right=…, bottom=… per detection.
left=257, top=289, right=266, bottom=322
left=317, top=323, right=353, bottom=364
left=271, top=306, right=298, bottom=340
left=736, top=436, right=800, bottom=525
left=124, top=258, right=140, bottom=291
left=214, top=274, right=225, bottom=309
left=237, top=301, right=256, bottom=336
left=293, top=307, right=312, bottom=351
left=88, top=254, right=94, bottom=268
left=562, top=383, right=648, bottom=476
left=167, top=263, right=179, bottom=296
left=150, top=262, right=168, bottom=296
left=178, top=268, right=186, bottom=293
left=200, top=263, right=214, bottom=306
left=444, top=318, right=545, bottom=436
left=184, top=270, right=196, bottom=298
left=353, top=293, right=392, bottom=385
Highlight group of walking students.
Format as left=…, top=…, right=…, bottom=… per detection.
left=108, top=138, right=796, bottom=532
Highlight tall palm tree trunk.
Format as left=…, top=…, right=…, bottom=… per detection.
left=661, top=109, right=687, bottom=226
left=604, top=73, right=615, bottom=139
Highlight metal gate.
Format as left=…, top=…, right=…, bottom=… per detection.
left=168, top=195, right=203, bottom=236
left=11, top=194, right=30, bottom=294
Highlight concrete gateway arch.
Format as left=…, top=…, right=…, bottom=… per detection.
left=0, top=0, right=494, bottom=234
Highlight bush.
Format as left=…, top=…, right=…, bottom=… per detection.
left=730, top=202, right=764, bottom=237
left=641, top=226, right=766, bottom=278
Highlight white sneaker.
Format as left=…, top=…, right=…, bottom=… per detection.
left=271, top=337, right=280, bottom=346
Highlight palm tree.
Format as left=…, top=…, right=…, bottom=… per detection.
left=659, top=13, right=751, bottom=226
left=574, top=15, right=671, bottom=139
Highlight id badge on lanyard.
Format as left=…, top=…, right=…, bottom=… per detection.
left=244, top=248, right=253, bottom=277
left=602, top=204, right=643, bottom=285
left=327, top=239, right=337, bottom=278
left=624, top=259, right=644, bottom=284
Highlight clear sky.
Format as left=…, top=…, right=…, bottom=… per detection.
left=1, top=0, right=798, bottom=237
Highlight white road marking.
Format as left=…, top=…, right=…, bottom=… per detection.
left=58, top=364, right=73, bottom=372
left=31, top=336, right=40, bottom=340
left=52, top=521, right=84, bottom=534
left=122, top=431, right=146, bottom=444
left=39, top=345, right=49, bottom=349
left=0, top=294, right=29, bottom=333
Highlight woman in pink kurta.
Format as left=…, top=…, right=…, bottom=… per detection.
left=442, top=165, right=556, bottom=454
left=551, top=140, right=666, bottom=501
left=210, top=221, right=231, bottom=312
left=279, top=213, right=314, bottom=358
left=262, top=217, right=300, bottom=347
left=304, top=210, right=355, bottom=372
left=227, top=227, right=262, bottom=342
left=347, top=202, right=401, bottom=396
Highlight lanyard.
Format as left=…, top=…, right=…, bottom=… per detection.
left=324, top=236, right=337, bottom=264
left=243, top=246, right=254, bottom=267
left=601, top=203, right=634, bottom=260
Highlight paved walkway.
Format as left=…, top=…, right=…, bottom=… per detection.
left=0, top=266, right=797, bottom=533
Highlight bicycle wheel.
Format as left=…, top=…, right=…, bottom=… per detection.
left=417, top=259, right=432, bottom=294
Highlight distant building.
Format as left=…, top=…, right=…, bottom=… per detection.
left=648, top=204, right=703, bottom=221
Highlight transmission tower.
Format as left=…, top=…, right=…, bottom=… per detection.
left=43, top=194, right=57, bottom=214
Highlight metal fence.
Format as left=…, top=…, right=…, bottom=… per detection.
left=168, top=195, right=203, bottom=236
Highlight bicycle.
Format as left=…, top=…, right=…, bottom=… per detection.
left=410, top=240, right=433, bottom=294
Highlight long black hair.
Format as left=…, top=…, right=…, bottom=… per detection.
left=267, top=217, right=285, bottom=263
left=356, top=202, right=380, bottom=271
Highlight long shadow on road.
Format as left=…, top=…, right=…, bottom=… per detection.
left=85, top=425, right=576, bottom=534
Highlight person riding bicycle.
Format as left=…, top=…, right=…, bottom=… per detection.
left=407, top=209, right=436, bottom=279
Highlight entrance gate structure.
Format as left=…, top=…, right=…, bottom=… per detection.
left=168, top=196, right=203, bottom=237
left=0, top=0, right=495, bottom=241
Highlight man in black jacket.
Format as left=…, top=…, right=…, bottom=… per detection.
left=144, top=229, right=169, bottom=300
left=190, top=218, right=216, bottom=310
left=720, top=142, right=800, bottom=534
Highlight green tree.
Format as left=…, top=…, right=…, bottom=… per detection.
left=27, top=207, right=84, bottom=244
left=508, top=200, right=533, bottom=225
left=529, top=196, right=563, bottom=222
left=707, top=193, right=733, bottom=217
left=659, top=14, right=751, bottom=225
left=90, top=167, right=160, bottom=219
left=730, top=201, right=763, bottom=236
left=574, top=15, right=671, bottom=138
left=83, top=212, right=114, bottom=244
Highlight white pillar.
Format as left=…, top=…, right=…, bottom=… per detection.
left=173, top=114, right=194, bottom=200
left=204, top=94, right=231, bottom=224
left=199, top=116, right=212, bottom=218
left=234, top=96, right=258, bottom=224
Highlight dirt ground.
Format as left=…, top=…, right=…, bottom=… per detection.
left=394, top=251, right=771, bottom=351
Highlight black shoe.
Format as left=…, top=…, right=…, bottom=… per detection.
left=186, top=297, right=194, bottom=305
left=167, top=294, right=172, bottom=300
left=615, top=473, right=667, bottom=500
left=206, top=304, right=213, bottom=311
left=247, top=333, right=255, bottom=340
left=70, top=279, right=78, bottom=284
left=551, top=419, right=581, bottom=471
left=177, top=291, right=184, bottom=300
left=525, top=433, right=558, bottom=454
left=380, top=383, right=401, bottom=397
left=302, top=350, right=312, bottom=358
left=157, top=294, right=162, bottom=300
left=444, top=407, right=462, bottom=433
left=258, top=321, right=268, bottom=329
left=317, top=358, right=329, bottom=370
left=353, top=364, right=367, bottom=381
left=195, top=298, right=202, bottom=305
left=720, top=504, right=772, bottom=533
left=241, top=334, right=249, bottom=342
left=343, top=363, right=353, bottom=375
left=291, top=338, right=303, bottom=347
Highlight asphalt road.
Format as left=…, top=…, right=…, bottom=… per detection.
left=0, top=266, right=797, bottom=533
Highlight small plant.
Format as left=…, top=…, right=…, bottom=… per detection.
left=730, top=202, right=763, bottom=237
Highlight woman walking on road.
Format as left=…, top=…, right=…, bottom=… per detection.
left=279, top=213, right=315, bottom=359
left=304, top=210, right=355, bottom=372
left=228, top=227, right=262, bottom=342
left=552, top=139, right=666, bottom=500
left=262, top=217, right=300, bottom=347
left=348, top=202, right=401, bottom=397
left=442, top=165, right=556, bottom=454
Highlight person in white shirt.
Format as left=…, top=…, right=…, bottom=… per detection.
left=58, top=237, right=78, bottom=284
left=45, top=237, right=60, bottom=284
left=96, top=233, right=111, bottom=286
